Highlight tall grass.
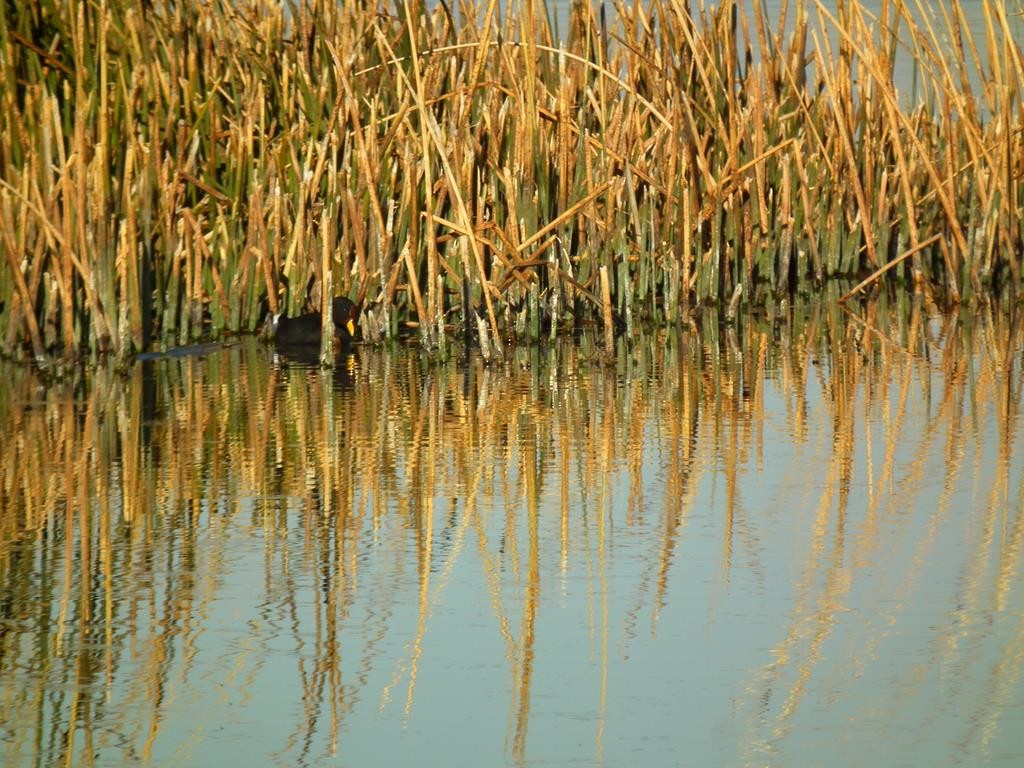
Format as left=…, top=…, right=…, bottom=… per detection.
left=1, top=0, right=1021, bottom=361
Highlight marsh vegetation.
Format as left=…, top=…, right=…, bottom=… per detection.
left=1, top=0, right=1022, bottom=362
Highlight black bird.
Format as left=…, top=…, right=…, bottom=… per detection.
left=270, top=297, right=358, bottom=346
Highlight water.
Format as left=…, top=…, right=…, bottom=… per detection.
left=1, top=308, right=1023, bottom=767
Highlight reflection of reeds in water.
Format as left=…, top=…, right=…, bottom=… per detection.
left=739, top=304, right=1024, bottom=759
left=0, top=304, right=1022, bottom=764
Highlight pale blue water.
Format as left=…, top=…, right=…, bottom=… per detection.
left=1, top=315, right=1022, bottom=767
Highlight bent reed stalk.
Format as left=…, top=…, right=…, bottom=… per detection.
left=0, top=0, right=1021, bottom=362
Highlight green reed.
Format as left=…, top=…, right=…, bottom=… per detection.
left=0, top=0, right=1021, bottom=362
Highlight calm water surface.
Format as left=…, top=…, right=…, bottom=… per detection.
left=1, top=308, right=1023, bottom=767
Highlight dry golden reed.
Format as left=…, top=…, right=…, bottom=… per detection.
left=0, top=0, right=1022, bottom=361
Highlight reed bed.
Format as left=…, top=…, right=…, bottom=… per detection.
left=0, top=0, right=1022, bottom=361
left=0, top=304, right=1022, bottom=763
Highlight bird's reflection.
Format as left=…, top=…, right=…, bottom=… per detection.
left=272, top=342, right=358, bottom=389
